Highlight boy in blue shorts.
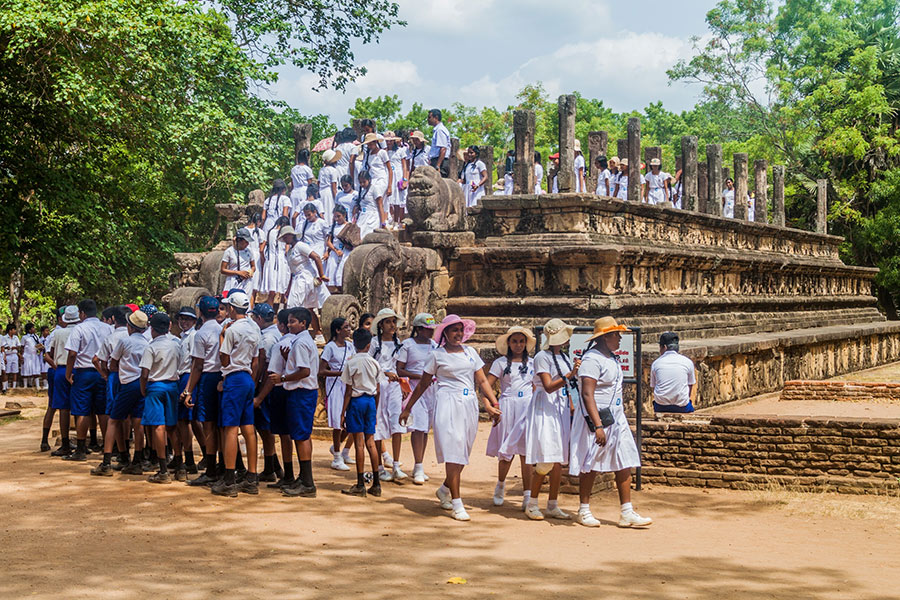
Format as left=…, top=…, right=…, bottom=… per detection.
left=212, top=291, right=261, bottom=497
left=340, top=328, right=383, bottom=497
left=175, top=307, right=201, bottom=474
left=254, top=309, right=295, bottom=489
left=249, top=302, right=283, bottom=482
left=140, top=313, right=182, bottom=483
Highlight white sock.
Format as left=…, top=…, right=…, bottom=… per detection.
left=451, top=498, right=464, bottom=511
left=523, top=490, right=531, bottom=502
left=341, top=447, right=350, bottom=458
left=548, top=499, right=559, bottom=510
left=527, top=498, right=539, bottom=509
left=495, top=480, right=505, bottom=491
left=378, top=465, right=386, bottom=474
left=329, top=444, right=336, bottom=456
left=414, top=462, right=423, bottom=474
left=579, top=503, right=591, bottom=514
left=621, top=502, right=634, bottom=515
left=439, top=484, right=450, bottom=496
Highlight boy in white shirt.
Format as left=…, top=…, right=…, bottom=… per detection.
left=140, top=313, right=183, bottom=483
left=220, top=228, right=256, bottom=295
left=339, top=328, right=383, bottom=497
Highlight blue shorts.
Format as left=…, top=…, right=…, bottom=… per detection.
left=219, top=371, right=255, bottom=428
left=254, top=392, right=271, bottom=432
left=142, top=381, right=179, bottom=427
left=51, top=367, right=72, bottom=410
left=105, top=372, right=120, bottom=414
left=195, top=372, right=222, bottom=423
left=345, top=394, right=376, bottom=434
left=268, top=386, right=289, bottom=435
left=286, top=388, right=318, bottom=441
left=177, top=373, right=193, bottom=421
left=47, top=367, right=55, bottom=404
left=70, top=368, right=107, bottom=417
left=653, top=400, right=694, bottom=414
left=110, top=379, right=144, bottom=420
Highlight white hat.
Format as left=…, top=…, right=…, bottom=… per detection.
left=277, top=225, right=297, bottom=240
left=224, top=291, right=250, bottom=310
left=322, top=149, right=342, bottom=164
left=649, top=158, right=661, bottom=166
left=362, top=132, right=380, bottom=145
left=371, top=308, right=405, bottom=330
left=541, top=318, right=575, bottom=350
left=63, top=305, right=80, bottom=324
left=573, top=139, right=582, bottom=152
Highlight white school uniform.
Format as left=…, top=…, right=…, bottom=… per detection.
left=363, top=148, right=391, bottom=201
left=111, top=332, right=149, bottom=385
left=387, top=146, right=408, bottom=207
left=322, top=340, right=355, bottom=429
left=318, top=164, right=340, bottom=224
left=534, top=163, right=544, bottom=195
left=65, top=317, right=113, bottom=369
left=396, top=338, right=438, bottom=433
left=4, top=334, right=20, bottom=374
left=22, top=333, right=41, bottom=376
left=221, top=246, right=254, bottom=294
left=573, top=154, right=586, bottom=192
left=408, top=146, right=429, bottom=172
left=503, top=172, right=514, bottom=195
left=425, top=345, right=484, bottom=465
left=651, top=350, right=696, bottom=408
left=285, top=241, right=330, bottom=309
left=486, top=356, right=534, bottom=460
left=569, top=349, right=641, bottom=475
left=290, top=164, right=314, bottom=214
left=246, top=226, right=262, bottom=295
left=645, top=171, right=668, bottom=205
left=262, top=194, right=290, bottom=236
left=369, top=339, right=405, bottom=440
left=354, top=185, right=380, bottom=239
left=722, top=189, right=735, bottom=218
left=462, top=160, right=486, bottom=208
left=524, top=350, right=572, bottom=465
left=747, top=194, right=756, bottom=221
left=334, top=142, right=357, bottom=179
left=260, top=225, right=290, bottom=295
left=298, top=217, right=328, bottom=256
left=596, top=168, right=612, bottom=196
left=324, top=222, right=350, bottom=287
left=615, top=173, right=629, bottom=200
left=335, top=189, right=357, bottom=217
left=39, top=334, right=50, bottom=373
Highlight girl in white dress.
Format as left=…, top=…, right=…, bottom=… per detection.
left=396, top=313, right=438, bottom=485
left=407, top=131, right=430, bottom=175
left=533, top=152, right=544, bottom=195
left=485, top=326, right=535, bottom=508
left=297, top=203, right=328, bottom=257
left=644, top=159, right=670, bottom=205
left=385, top=132, right=409, bottom=228
left=573, top=139, right=586, bottom=192
left=400, top=314, right=501, bottom=522
left=261, top=179, right=291, bottom=237
left=319, top=317, right=355, bottom=471
left=595, top=156, right=613, bottom=196
left=722, top=178, right=736, bottom=217
left=280, top=225, right=329, bottom=341
left=503, top=150, right=514, bottom=194
left=323, top=206, right=351, bottom=290
left=368, top=308, right=407, bottom=482
left=353, top=170, right=384, bottom=239
left=21, top=323, right=40, bottom=387
left=613, top=158, right=629, bottom=200
left=259, top=216, right=291, bottom=306
left=523, top=319, right=578, bottom=521
left=569, top=317, right=652, bottom=528
left=461, top=145, right=487, bottom=208
left=360, top=133, right=392, bottom=227
left=245, top=213, right=263, bottom=302
left=333, top=128, right=358, bottom=180
left=318, top=149, right=341, bottom=224
left=290, top=149, right=315, bottom=218
left=334, top=175, right=357, bottom=217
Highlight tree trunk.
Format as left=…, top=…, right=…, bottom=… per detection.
left=9, top=269, right=24, bottom=328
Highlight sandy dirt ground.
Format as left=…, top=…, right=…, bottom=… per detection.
left=2, top=391, right=900, bottom=600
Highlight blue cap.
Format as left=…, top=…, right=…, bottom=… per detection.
left=250, top=302, right=275, bottom=319
left=140, top=304, right=158, bottom=318
left=198, top=296, right=219, bottom=315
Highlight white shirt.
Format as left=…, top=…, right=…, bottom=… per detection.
left=596, top=168, right=612, bottom=196
left=363, top=148, right=391, bottom=185
left=287, top=241, right=318, bottom=278
left=579, top=349, right=624, bottom=416
left=650, top=350, right=696, bottom=407
left=140, top=334, right=181, bottom=382
left=111, top=332, right=149, bottom=385
left=615, top=173, right=629, bottom=200
left=368, top=339, right=399, bottom=377
left=335, top=189, right=357, bottom=216
left=284, top=330, right=318, bottom=390
left=424, top=346, right=484, bottom=392
left=263, top=194, right=290, bottom=234
left=334, top=142, right=357, bottom=178
left=64, top=317, right=113, bottom=369
left=396, top=338, right=437, bottom=377
left=388, top=146, right=408, bottom=173
left=322, top=339, right=355, bottom=373
left=408, top=146, right=429, bottom=170
left=220, top=317, right=261, bottom=376
left=191, top=318, right=223, bottom=373
left=534, top=163, right=544, bottom=194
left=4, top=334, right=21, bottom=355
left=645, top=171, right=669, bottom=204
left=178, top=328, right=197, bottom=375
left=428, top=122, right=451, bottom=159
left=573, top=154, right=586, bottom=192
left=489, top=356, right=534, bottom=402
left=96, top=326, right=128, bottom=367
left=318, top=165, right=339, bottom=196
left=259, top=324, right=281, bottom=364
left=222, top=246, right=254, bottom=293
left=341, top=352, right=381, bottom=396
left=298, top=217, right=328, bottom=256
left=267, top=332, right=296, bottom=385
left=49, top=327, right=72, bottom=365
left=722, top=188, right=735, bottom=218
left=290, top=164, right=314, bottom=192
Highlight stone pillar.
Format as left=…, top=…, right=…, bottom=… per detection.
left=733, top=153, right=749, bottom=220
left=351, top=119, right=365, bottom=139
left=706, top=144, right=723, bottom=216
left=448, top=137, right=460, bottom=181
left=556, top=94, right=576, bottom=192
left=513, top=110, right=536, bottom=194
left=817, top=179, right=828, bottom=234
left=772, top=165, right=786, bottom=227
left=680, top=136, right=698, bottom=211
left=293, top=123, right=312, bottom=163
left=644, top=146, right=661, bottom=166
left=627, top=117, right=641, bottom=203
left=588, top=130, right=608, bottom=192
left=676, top=156, right=683, bottom=172
left=698, top=162, right=709, bottom=213
left=723, top=167, right=731, bottom=181
left=480, top=145, right=494, bottom=193
left=754, top=159, right=768, bottom=223
left=617, top=139, right=627, bottom=159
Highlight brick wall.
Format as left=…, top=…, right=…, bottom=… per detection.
left=781, top=380, right=900, bottom=402
left=640, top=415, right=900, bottom=495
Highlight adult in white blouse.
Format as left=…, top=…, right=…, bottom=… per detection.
left=400, top=314, right=501, bottom=521
left=426, top=109, right=451, bottom=177
left=533, top=151, right=544, bottom=195
left=573, top=139, right=586, bottom=192
left=460, top=145, right=487, bottom=208
left=722, top=178, right=736, bottom=218
left=569, top=317, right=653, bottom=528
left=261, top=179, right=291, bottom=237
left=359, top=133, right=393, bottom=229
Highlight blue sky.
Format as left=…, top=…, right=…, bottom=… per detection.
left=269, top=0, right=720, bottom=126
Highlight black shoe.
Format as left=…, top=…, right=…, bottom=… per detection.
left=111, top=460, right=127, bottom=471
left=63, top=451, right=87, bottom=462
left=267, top=477, right=294, bottom=489
left=367, top=484, right=382, bottom=497
left=282, top=483, right=317, bottom=498
left=235, top=468, right=248, bottom=484
left=258, top=471, right=277, bottom=483
left=274, top=462, right=284, bottom=480
left=166, top=458, right=178, bottom=470
left=88, top=442, right=103, bottom=454
left=51, top=445, right=72, bottom=457
left=197, top=457, right=207, bottom=471
left=140, top=460, right=152, bottom=472
left=174, top=467, right=187, bottom=482
left=211, top=480, right=239, bottom=497
left=184, top=463, right=199, bottom=475
left=121, top=462, right=144, bottom=475
left=90, top=463, right=114, bottom=477
left=341, top=483, right=367, bottom=497
left=239, top=479, right=259, bottom=495
left=40, top=442, right=51, bottom=452
left=188, top=472, right=218, bottom=487
left=147, top=471, right=172, bottom=484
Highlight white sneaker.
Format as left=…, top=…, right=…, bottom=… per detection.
left=525, top=504, right=545, bottom=521
left=381, top=452, right=394, bottom=468
left=342, top=450, right=355, bottom=464
left=452, top=508, right=471, bottom=521
left=379, top=470, right=393, bottom=482
left=330, top=457, right=350, bottom=471
left=435, top=486, right=453, bottom=510
left=545, top=506, right=571, bottom=520
left=576, top=511, right=601, bottom=528
left=392, top=466, right=408, bottom=482
left=412, top=469, right=426, bottom=485
left=492, top=482, right=505, bottom=506
left=618, top=511, right=653, bottom=528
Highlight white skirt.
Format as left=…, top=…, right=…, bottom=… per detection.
left=432, top=386, right=479, bottom=465
left=356, top=206, right=379, bottom=240
left=524, top=388, right=571, bottom=465
left=325, top=377, right=346, bottom=429
left=487, top=390, right=531, bottom=460
left=375, top=379, right=406, bottom=440
left=407, top=384, right=435, bottom=433
left=320, top=189, right=335, bottom=224
left=568, top=406, right=640, bottom=476
left=286, top=272, right=330, bottom=310
left=260, top=253, right=290, bottom=295
left=324, top=248, right=350, bottom=286
left=23, top=353, right=42, bottom=377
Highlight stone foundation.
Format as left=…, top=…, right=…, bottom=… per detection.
left=780, top=380, right=900, bottom=403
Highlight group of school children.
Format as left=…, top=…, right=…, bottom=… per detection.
left=39, top=294, right=651, bottom=528
left=0, top=322, right=51, bottom=392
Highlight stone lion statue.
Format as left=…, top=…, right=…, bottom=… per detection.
left=405, top=165, right=466, bottom=232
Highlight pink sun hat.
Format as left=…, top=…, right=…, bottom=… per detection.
left=433, top=314, right=477, bottom=345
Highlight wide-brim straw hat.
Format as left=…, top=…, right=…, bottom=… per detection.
left=541, top=318, right=575, bottom=350
left=433, top=314, right=476, bottom=345
left=586, top=316, right=628, bottom=341
left=409, top=130, right=426, bottom=142
left=371, top=308, right=405, bottom=330
left=382, top=130, right=400, bottom=141
left=322, top=149, right=342, bottom=164
left=620, top=158, right=629, bottom=166
left=127, top=310, right=148, bottom=330
left=496, top=326, right=536, bottom=355
left=609, top=156, right=619, bottom=164
left=277, top=225, right=297, bottom=240
left=573, top=139, right=582, bottom=152
left=362, top=132, right=380, bottom=145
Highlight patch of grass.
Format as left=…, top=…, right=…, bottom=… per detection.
left=750, top=478, right=900, bottom=526
left=0, top=415, right=25, bottom=426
